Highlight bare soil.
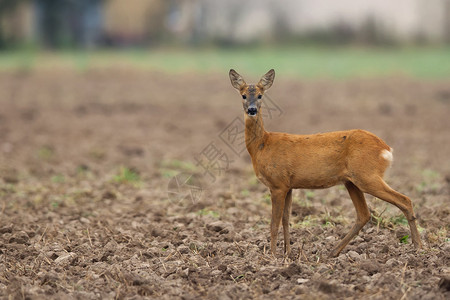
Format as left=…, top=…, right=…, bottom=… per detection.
left=0, top=70, right=449, bottom=299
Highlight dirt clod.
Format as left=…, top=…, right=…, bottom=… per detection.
left=347, top=250, right=361, bottom=261
left=279, top=263, right=302, bottom=279
left=0, top=225, right=13, bottom=234
left=439, top=276, right=450, bottom=291
left=206, top=221, right=232, bottom=233
left=359, top=259, right=380, bottom=275
left=218, top=264, right=228, bottom=272
left=318, top=281, right=338, bottom=294
left=8, top=231, right=29, bottom=244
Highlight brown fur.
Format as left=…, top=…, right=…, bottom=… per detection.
left=229, top=69, right=423, bottom=257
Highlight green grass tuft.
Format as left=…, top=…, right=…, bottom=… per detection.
left=197, top=208, right=220, bottom=218
left=240, top=189, right=250, bottom=197
left=400, top=235, right=410, bottom=244
left=390, top=215, right=408, bottom=226
left=37, top=146, right=54, bottom=160
left=51, top=174, right=65, bottom=183
left=113, top=167, right=141, bottom=184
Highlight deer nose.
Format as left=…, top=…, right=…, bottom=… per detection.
left=247, top=107, right=257, bottom=116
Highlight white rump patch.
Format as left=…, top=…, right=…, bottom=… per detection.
left=381, top=148, right=394, bottom=164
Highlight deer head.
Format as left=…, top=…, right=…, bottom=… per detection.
left=229, top=69, right=275, bottom=116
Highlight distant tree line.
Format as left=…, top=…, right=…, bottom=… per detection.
left=0, top=0, right=449, bottom=49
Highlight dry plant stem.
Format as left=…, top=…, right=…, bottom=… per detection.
left=38, top=225, right=48, bottom=243
left=87, top=228, right=93, bottom=247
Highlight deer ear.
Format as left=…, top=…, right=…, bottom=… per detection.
left=258, top=69, right=275, bottom=91
left=229, top=69, right=246, bottom=90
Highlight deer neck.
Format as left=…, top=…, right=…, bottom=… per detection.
left=244, top=112, right=266, bottom=157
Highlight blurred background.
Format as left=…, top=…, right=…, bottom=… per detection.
left=3, top=0, right=450, bottom=48
left=0, top=0, right=449, bottom=76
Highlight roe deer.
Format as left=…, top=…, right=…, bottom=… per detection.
left=229, top=69, right=423, bottom=257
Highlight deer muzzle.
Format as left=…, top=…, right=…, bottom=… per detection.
left=247, top=106, right=258, bottom=116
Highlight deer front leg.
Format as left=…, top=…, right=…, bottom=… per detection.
left=282, top=190, right=293, bottom=256
left=270, top=188, right=288, bottom=256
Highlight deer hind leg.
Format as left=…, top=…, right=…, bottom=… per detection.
left=361, top=176, right=423, bottom=249
left=282, top=190, right=293, bottom=256
left=330, top=181, right=371, bottom=257
left=270, top=188, right=288, bottom=256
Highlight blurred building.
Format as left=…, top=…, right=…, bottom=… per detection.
left=180, top=0, right=450, bottom=44
left=0, top=0, right=34, bottom=48
left=0, top=0, right=449, bottom=48
left=0, top=0, right=166, bottom=48
left=102, top=0, right=165, bottom=46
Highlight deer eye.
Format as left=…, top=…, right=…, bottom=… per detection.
left=242, top=95, right=247, bottom=99
left=257, top=95, right=262, bottom=99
